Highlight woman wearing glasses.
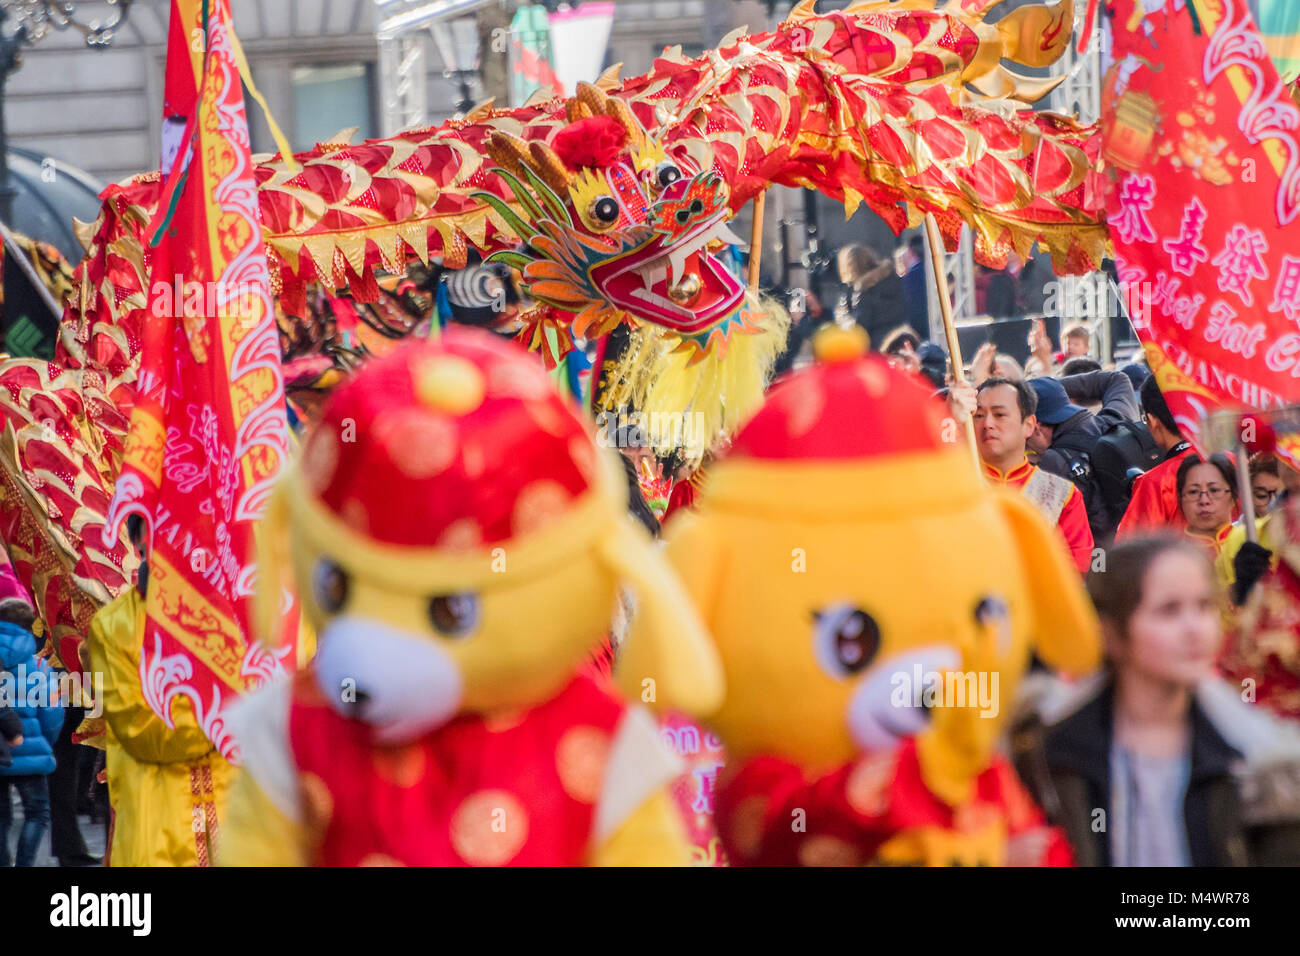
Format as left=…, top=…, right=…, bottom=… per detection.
left=1176, top=454, right=1238, bottom=563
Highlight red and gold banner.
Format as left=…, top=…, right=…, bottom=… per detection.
left=1103, top=0, right=1300, bottom=456
left=105, top=0, right=297, bottom=761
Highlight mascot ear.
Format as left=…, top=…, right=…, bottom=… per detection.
left=602, top=510, right=725, bottom=718
left=994, top=493, right=1101, bottom=677
left=254, top=481, right=295, bottom=648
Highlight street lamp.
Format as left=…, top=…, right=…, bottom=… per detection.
left=0, top=0, right=134, bottom=224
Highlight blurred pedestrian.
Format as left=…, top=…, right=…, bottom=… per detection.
left=1027, top=319, right=1092, bottom=376
left=772, top=287, right=826, bottom=376
left=0, top=599, right=64, bottom=867
left=970, top=342, right=1024, bottom=384
left=1015, top=537, right=1300, bottom=866
left=1017, top=257, right=1050, bottom=315
left=1116, top=376, right=1195, bottom=539
left=881, top=326, right=922, bottom=375
left=976, top=263, right=1017, bottom=318
left=899, top=234, right=930, bottom=337
left=834, top=245, right=907, bottom=348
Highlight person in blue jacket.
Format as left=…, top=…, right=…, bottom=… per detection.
left=0, top=598, right=64, bottom=866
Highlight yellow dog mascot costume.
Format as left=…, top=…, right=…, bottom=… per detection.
left=630, top=331, right=1102, bottom=866
left=219, top=328, right=721, bottom=866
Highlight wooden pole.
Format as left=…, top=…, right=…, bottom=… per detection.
left=748, top=191, right=766, bottom=291
left=924, top=213, right=980, bottom=471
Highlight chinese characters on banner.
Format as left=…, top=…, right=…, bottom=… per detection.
left=104, top=0, right=297, bottom=761
left=1102, top=0, right=1300, bottom=456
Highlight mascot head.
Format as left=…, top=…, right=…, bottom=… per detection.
left=259, top=328, right=721, bottom=744
left=638, top=330, right=1100, bottom=804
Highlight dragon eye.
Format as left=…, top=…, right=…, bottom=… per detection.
left=312, top=558, right=350, bottom=615
left=656, top=162, right=682, bottom=188
left=429, top=593, right=481, bottom=638
left=588, top=196, right=620, bottom=229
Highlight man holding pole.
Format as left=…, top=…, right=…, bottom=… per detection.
left=974, top=377, right=1095, bottom=573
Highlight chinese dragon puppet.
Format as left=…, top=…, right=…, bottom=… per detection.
left=0, top=0, right=1107, bottom=678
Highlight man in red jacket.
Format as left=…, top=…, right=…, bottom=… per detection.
left=975, top=378, right=1095, bottom=572
left=1117, top=375, right=1193, bottom=539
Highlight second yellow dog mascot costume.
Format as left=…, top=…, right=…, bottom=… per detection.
left=219, top=329, right=721, bottom=866
left=631, top=332, right=1102, bottom=866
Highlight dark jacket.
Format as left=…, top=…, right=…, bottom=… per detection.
left=842, top=265, right=908, bottom=349
left=1036, top=371, right=1143, bottom=543
left=1012, top=677, right=1300, bottom=866
left=901, top=261, right=929, bottom=339
left=0, top=621, right=63, bottom=776
left=1060, top=369, right=1140, bottom=431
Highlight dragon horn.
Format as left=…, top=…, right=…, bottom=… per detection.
left=486, top=131, right=532, bottom=179
left=605, top=96, right=647, bottom=147
left=566, top=98, right=595, bottom=123
left=575, top=80, right=610, bottom=116
left=528, top=140, right=574, bottom=194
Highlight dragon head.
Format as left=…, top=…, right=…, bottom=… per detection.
left=478, top=82, right=752, bottom=362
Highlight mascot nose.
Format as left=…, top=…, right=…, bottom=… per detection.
left=313, top=616, right=464, bottom=745
left=846, top=646, right=961, bottom=754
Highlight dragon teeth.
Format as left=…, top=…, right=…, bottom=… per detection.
left=711, top=222, right=746, bottom=247
left=667, top=245, right=689, bottom=284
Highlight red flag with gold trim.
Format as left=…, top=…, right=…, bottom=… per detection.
left=105, top=0, right=298, bottom=761
left=1103, top=0, right=1300, bottom=458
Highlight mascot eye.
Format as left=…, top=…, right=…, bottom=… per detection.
left=429, top=593, right=481, bottom=638
left=588, top=196, right=620, bottom=229
left=974, top=594, right=1012, bottom=655
left=312, top=559, right=350, bottom=614
left=812, top=604, right=881, bottom=678
left=655, top=162, right=682, bottom=188
left=974, top=596, right=1009, bottom=626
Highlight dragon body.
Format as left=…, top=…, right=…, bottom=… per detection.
left=0, top=1, right=1108, bottom=666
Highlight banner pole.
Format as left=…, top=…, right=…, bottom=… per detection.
left=1236, top=441, right=1258, bottom=544
left=924, top=214, right=980, bottom=472
left=748, top=191, right=766, bottom=291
